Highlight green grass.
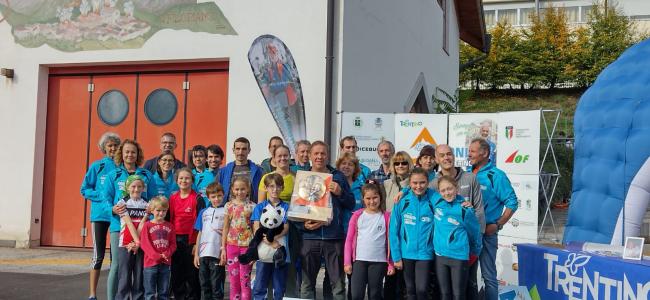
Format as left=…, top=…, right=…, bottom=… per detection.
left=459, top=88, right=584, bottom=136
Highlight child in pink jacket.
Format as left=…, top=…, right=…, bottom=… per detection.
left=344, top=183, right=394, bottom=300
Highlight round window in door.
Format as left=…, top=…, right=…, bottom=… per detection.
left=97, top=90, right=129, bottom=126
left=144, top=89, right=178, bottom=126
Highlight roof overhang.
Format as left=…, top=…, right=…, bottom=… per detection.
left=456, top=0, right=488, bottom=52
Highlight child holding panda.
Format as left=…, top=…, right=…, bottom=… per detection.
left=249, top=173, right=290, bottom=300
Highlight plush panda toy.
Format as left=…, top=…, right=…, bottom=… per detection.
left=238, top=204, right=287, bottom=267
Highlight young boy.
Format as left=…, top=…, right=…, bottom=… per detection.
left=251, top=173, right=290, bottom=300
left=140, top=196, right=177, bottom=300
left=116, top=175, right=149, bottom=300
left=193, top=182, right=227, bottom=300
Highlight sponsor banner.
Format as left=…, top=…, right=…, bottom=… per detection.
left=518, top=243, right=650, bottom=300
left=394, top=114, right=448, bottom=162
left=496, top=111, right=541, bottom=175
left=341, top=112, right=394, bottom=170
left=494, top=235, right=536, bottom=286
left=499, top=174, right=539, bottom=241
left=448, top=113, right=499, bottom=169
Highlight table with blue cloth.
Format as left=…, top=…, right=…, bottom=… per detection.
left=517, top=243, right=650, bottom=300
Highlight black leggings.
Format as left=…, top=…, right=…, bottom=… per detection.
left=90, top=221, right=110, bottom=270
left=171, top=235, right=200, bottom=300
left=466, top=259, right=480, bottom=300
left=402, top=259, right=432, bottom=300
left=350, top=261, right=387, bottom=300
left=435, top=255, right=468, bottom=300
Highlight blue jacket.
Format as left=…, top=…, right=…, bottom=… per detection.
left=389, top=188, right=437, bottom=261
left=192, top=168, right=215, bottom=202
left=471, top=161, right=518, bottom=225
left=342, top=176, right=364, bottom=233
left=102, top=165, right=156, bottom=232
left=432, top=195, right=482, bottom=261
left=152, top=171, right=178, bottom=199
left=290, top=161, right=311, bottom=173
left=216, top=160, right=263, bottom=203
left=299, top=166, right=355, bottom=240
left=80, top=156, right=117, bottom=222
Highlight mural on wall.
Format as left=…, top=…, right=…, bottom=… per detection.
left=0, top=0, right=236, bottom=52
left=248, top=35, right=307, bottom=155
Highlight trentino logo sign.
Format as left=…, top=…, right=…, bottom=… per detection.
left=410, top=127, right=437, bottom=151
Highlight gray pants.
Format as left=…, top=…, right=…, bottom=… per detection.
left=116, top=247, right=144, bottom=300
left=300, top=239, right=345, bottom=300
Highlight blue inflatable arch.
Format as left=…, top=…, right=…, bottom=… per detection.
left=563, top=39, right=650, bottom=244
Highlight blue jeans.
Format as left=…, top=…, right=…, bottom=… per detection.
left=143, top=264, right=171, bottom=300
left=253, top=261, right=288, bottom=300
left=479, top=233, right=498, bottom=300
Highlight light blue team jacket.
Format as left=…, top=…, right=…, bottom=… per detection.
left=432, top=194, right=482, bottom=261
left=102, top=165, right=156, bottom=232
left=470, top=161, right=518, bottom=225
left=80, top=156, right=117, bottom=222
left=389, top=188, right=437, bottom=262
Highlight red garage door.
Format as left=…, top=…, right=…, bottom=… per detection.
left=42, top=63, right=229, bottom=247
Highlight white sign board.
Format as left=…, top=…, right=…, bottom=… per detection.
left=499, top=174, right=539, bottom=240
left=340, top=112, right=394, bottom=170
left=495, top=110, right=541, bottom=175
left=394, top=113, right=447, bottom=162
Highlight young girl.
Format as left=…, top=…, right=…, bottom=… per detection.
left=115, top=175, right=149, bottom=300
left=152, top=151, right=178, bottom=198
left=169, top=167, right=205, bottom=300
left=344, top=183, right=394, bottom=300
left=389, top=167, right=436, bottom=300
left=221, top=176, right=256, bottom=300
left=191, top=145, right=215, bottom=204
left=140, top=196, right=177, bottom=300
left=433, top=175, right=482, bottom=300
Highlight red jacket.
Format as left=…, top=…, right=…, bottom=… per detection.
left=140, top=220, right=177, bottom=268
left=344, top=209, right=394, bottom=273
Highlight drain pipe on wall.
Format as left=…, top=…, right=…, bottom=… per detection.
left=459, top=34, right=491, bottom=73
left=324, top=0, right=335, bottom=148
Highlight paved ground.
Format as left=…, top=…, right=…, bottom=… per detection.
left=0, top=207, right=645, bottom=299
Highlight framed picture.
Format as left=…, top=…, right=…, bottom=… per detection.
left=622, top=237, right=644, bottom=260
left=287, top=170, right=333, bottom=222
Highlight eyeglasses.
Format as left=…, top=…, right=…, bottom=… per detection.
left=160, top=159, right=174, bottom=163
left=393, top=161, right=409, bottom=166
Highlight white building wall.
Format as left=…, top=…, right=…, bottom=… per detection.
left=338, top=0, right=460, bottom=114
left=0, top=1, right=327, bottom=247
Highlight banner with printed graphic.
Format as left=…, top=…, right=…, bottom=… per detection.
left=496, top=111, right=541, bottom=175
left=394, top=114, right=448, bottom=163
left=340, top=112, right=394, bottom=170
left=495, top=235, right=536, bottom=286
left=448, top=113, right=499, bottom=169
left=518, top=243, right=650, bottom=299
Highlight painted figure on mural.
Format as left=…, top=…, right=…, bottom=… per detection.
left=249, top=35, right=307, bottom=155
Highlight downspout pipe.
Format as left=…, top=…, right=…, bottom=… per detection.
left=324, top=0, right=335, bottom=148
left=459, top=34, right=491, bottom=73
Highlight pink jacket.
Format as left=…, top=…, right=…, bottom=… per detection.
left=344, top=209, right=394, bottom=272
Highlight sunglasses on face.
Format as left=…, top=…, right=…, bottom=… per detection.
left=393, top=161, right=409, bottom=166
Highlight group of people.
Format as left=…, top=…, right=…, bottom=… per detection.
left=81, top=131, right=518, bottom=300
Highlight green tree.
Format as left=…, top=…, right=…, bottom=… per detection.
left=484, top=21, right=520, bottom=89
left=582, top=2, right=636, bottom=85
left=459, top=41, right=487, bottom=91
left=522, top=6, right=572, bottom=89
